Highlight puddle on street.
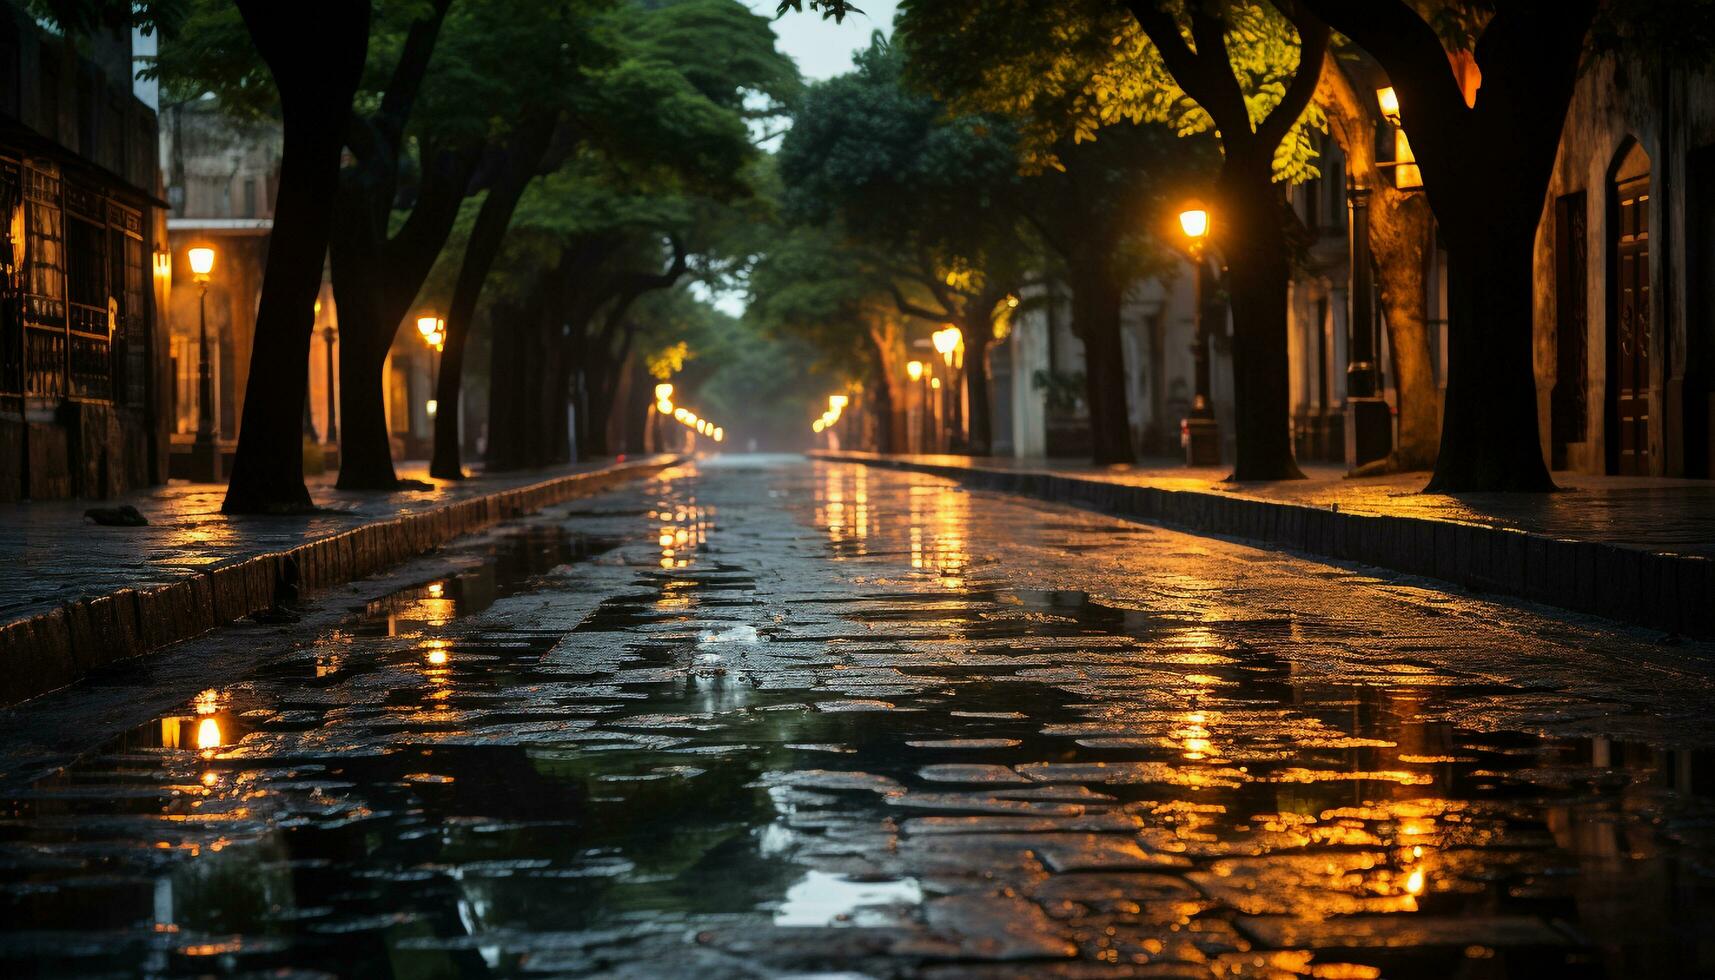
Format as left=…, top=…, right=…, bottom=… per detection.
left=0, top=457, right=1712, bottom=978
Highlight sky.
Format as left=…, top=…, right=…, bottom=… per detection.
left=744, top=0, right=900, bottom=80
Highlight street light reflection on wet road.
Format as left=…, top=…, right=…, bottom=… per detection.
left=0, top=456, right=1711, bottom=978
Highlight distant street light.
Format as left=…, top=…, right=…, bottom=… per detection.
left=416, top=314, right=445, bottom=431
left=1177, top=204, right=1220, bottom=466
left=906, top=360, right=924, bottom=382
left=655, top=382, right=674, bottom=401
left=932, top=325, right=961, bottom=364
left=188, top=246, right=219, bottom=481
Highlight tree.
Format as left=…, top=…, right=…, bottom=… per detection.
left=429, top=0, right=794, bottom=477
left=896, top=4, right=1228, bottom=465
left=746, top=223, right=908, bottom=450
left=152, top=0, right=372, bottom=512
left=1296, top=1, right=1594, bottom=491
left=327, top=0, right=476, bottom=490
left=1117, top=1, right=1329, bottom=480
left=777, top=36, right=1033, bottom=456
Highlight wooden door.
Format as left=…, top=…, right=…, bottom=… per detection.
left=1612, top=173, right=1651, bottom=474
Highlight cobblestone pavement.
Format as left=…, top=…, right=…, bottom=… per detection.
left=2, top=456, right=1713, bottom=978
left=839, top=453, right=1715, bottom=558
left=0, top=459, right=653, bottom=624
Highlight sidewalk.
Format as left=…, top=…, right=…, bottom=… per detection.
left=812, top=451, right=1715, bottom=638
left=0, top=455, right=682, bottom=706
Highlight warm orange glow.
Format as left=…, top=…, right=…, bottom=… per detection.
left=657, top=399, right=674, bottom=414
left=1178, top=207, right=1210, bottom=240
left=1376, top=86, right=1401, bottom=124
left=712, top=427, right=723, bottom=442
left=930, top=377, right=941, bottom=390
left=906, top=360, right=924, bottom=382
left=932, top=326, right=961, bottom=356
left=1394, top=130, right=1423, bottom=189
left=812, top=419, right=826, bottom=433
left=187, top=246, right=215, bottom=278
left=654, top=382, right=674, bottom=401
left=195, top=718, right=222, bottom=751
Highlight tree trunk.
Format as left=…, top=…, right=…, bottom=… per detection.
left=1371, top=194, right=1439, bottom=469
left=1428, top=213, right=1551, bottom=491
left=1300, top=0, right=1593, bottom=490
left=1069, top=264, right=1135, bottom=465
left=221, top=1, right=368, bottom=514
left=332, top=294, right=397, bottom=489
left=430, top=139, right=548, bottom=479
left=485, top=296, right=525, bottom=471
left=1220, top=159, right=1306, bottom=481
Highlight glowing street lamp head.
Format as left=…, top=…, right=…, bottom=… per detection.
left=828, top=394, right=848, bottom=411
left=1178, top=207, right=1209, bottom=241
left=932, top=326, right=961, bottom=356
left=712, top=427, right=723, bottom=442
left=654, top=382, right=674, bottom=401
left=906, top=360, right=924, bottom=382
left=1376, top=86, right=1401, bottom=125
left=812, top=419, right=825, bottom=433
left=417, top=315, right=440, bottom=339
left=657, top=399, right=674, bottom=414
left=674, top=408, right=690, bottom=423
left=187, top=246, right=215, bottom=278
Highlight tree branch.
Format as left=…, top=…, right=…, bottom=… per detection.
left=1255, top=2, right=1332, bottom=151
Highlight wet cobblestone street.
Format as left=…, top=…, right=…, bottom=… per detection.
left=2, top=456, right=1713, bottom=978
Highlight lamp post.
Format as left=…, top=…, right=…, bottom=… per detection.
left=1177, top=207, right=1221, bottom=466
left=187, top=246, right=220, bottom=481
left=416, top=314, right=445, bottom=427
left=932, top=327, right=961, bottom=453
left=321, top=324, right=339, bottom=443
left=905, top=360, right=924, bottom=454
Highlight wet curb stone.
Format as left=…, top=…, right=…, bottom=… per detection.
left=811, top=451, right=1714, bottom=641
left=0, top=457, right=683, bottom=708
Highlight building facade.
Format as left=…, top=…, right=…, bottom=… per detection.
left=1535, top=55, right=1715, bottom=478
left=0, top=7, right=169, bottom=500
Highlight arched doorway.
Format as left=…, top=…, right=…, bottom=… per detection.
left=1607, top=141, right=1653, bottom=475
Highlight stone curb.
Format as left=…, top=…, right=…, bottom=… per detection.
left=0, top=457, right=684, bottom=708
left=811, top=451, right=1714, bottom=641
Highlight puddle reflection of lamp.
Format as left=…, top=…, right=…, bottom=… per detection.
left=196, top=717, right=223, bottom=751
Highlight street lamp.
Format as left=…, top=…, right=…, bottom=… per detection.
left=906, top=360, right=923, bottom=382
left=1177, top=205, right=1220, bottom=466
left=187, top=246, right=220, bottom=481
left=1375, top=86, right=1401, bottom=126
left=1178, top=207, right=1210, bottom=240
left=1374, top=87, right=1422, bottom=190
left=932, top=325, right=961, bottom=365
left=655, top=382, right=674, bottom=401
left=416, top=314, right=445, bottom=433
left=321, top=321, right=338, bottom=443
